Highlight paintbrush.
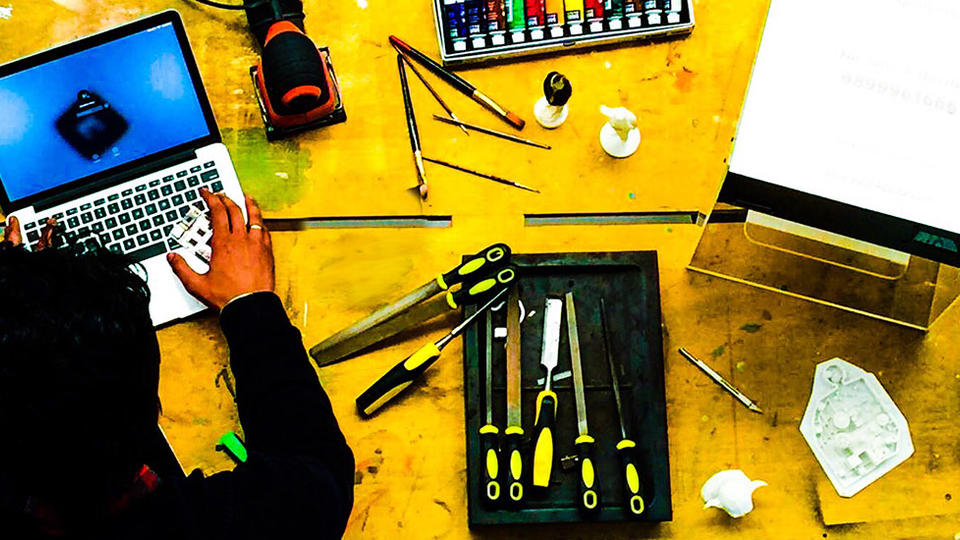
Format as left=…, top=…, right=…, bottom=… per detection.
left=393, top=46, right=469, bottom=136
left=433, top=115, right=551, bottom=149
left=397, top=54, right=428, bottom=200
left=422, top=156, right=540, bottom=193
left=389, top=35, right=525, bottom=131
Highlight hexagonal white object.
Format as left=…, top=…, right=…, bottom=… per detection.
left=799, top=358, right=913, bottom=497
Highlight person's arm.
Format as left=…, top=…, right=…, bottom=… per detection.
left=167, top=190, right=354, bottom=537
left=219, top=292, right=351, bottom=464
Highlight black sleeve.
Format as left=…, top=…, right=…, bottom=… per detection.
left=211, top=291, right=355, bottom=538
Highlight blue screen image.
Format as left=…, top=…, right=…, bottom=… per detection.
left=0, top=23, right=210, bottom=202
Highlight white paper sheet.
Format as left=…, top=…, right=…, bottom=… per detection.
left=729, top=0, right=960, bottom=234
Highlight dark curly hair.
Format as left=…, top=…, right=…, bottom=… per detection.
left=0, top=242, right=161, bottom=507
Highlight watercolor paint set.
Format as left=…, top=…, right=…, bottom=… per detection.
left=433, top=0, right=694, bottom=66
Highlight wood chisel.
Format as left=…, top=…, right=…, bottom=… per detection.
left=565, top=291, right=601, bottom=516
left=479, top=310, right=502, bottom=507
left=600, top=298, right=645, bottom=517
left=310, top=243, right=511, bottom=366
left=503, top=286, right=524, bottom=507
left=355, top=287, right=509, bottom=417
left=531, top=297, right=563, bottom=490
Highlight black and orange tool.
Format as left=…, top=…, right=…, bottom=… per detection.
left=600, top=298, right=645, bottom=517
left=192, top=0, right=346, bottom=140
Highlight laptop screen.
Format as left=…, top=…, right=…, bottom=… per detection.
left=0, top=19, right=212, bottom=204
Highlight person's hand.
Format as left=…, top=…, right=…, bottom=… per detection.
left=3, top=216, right=20, bottom=246
left=167, top=189, right=275, bottom=310
left=4, top=216, right=58, bottom=249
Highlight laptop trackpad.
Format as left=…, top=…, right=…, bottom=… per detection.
left=140, top=255, right=207, bottom=327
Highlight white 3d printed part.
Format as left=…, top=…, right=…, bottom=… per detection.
left=701, top=470, right=767, bottom=518
left=799, top=358, right=913, bottom=497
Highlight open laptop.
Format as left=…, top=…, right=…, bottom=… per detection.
left=0, top=11, right=246, bottom=326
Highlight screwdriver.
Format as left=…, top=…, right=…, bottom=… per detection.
left=600, top=298, right=645, bottom=517
left=356, top=287, right=509, bottom=417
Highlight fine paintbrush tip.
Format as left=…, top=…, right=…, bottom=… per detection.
left=505, top=111, right=526, bottom=130
left=748, top=403, right=763, bottom=414
left=407, top=183, right=428, bottom=200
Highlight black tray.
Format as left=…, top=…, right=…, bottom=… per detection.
left=463, top=251, right=671, bottom=526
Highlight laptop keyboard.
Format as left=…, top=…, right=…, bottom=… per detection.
left=23, top=161, right=225, bottom=261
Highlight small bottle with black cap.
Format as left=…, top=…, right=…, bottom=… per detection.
left=534, top=72, right=572, bottom=129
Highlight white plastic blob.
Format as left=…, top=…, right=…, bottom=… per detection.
left=701, top=470, right=767, bottom=518
left=599, top=105, right=641, bottom=158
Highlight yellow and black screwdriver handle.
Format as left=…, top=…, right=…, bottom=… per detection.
left=479, top=423, right=501, bottom=507
left=530, top=390, right=557, bottom=490
left=576, top=434, right=602, bottom=516
left=436, top=243, right=511, bottom=292
left=616, top=438, right=645, bottom=517
left=446, top=265, right=518, bottom=310
left=502, top=425, right=524, bottom=507
left=355, top=340, right=442, bottom=418
left=354, top=264, right=515, bottom=418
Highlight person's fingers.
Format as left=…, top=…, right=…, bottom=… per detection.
left=246, top=195, right=264, bottom=229
left=245, top=196, right=270, bottom=242
left=37, top=219, right=56, bottom=250
left=166, top=252, right=206, bottom=299
left=4, top=216, right=21, bottom=246
left=220, top=193, right=245, bottom=235
left=201, top=189, right=228, bottom=241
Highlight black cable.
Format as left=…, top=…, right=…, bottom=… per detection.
left=192, top=0, right=276, bottom=11
left=191, top=0, right=245, bottom=9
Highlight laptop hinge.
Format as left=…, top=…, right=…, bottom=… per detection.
left=35, top=150, right=198, bottom=212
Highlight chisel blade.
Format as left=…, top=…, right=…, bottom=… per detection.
left=309, top=296, right=453, bottom=367
left=565, top=291, right=589, bottom=437
left=539, top=298, right=563, bottom=390
left=506, top=286, right=522, bottom=427
left=310, top=279, right=441, bottom=359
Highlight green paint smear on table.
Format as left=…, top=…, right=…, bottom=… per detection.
left=221, top=128, right=311, bottom=212
left=740, top=323, right=763, bottom=333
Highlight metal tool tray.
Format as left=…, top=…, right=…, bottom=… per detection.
left=463, top=251, right=671, bottom=526
left=433, top=1, right=694, bottom=67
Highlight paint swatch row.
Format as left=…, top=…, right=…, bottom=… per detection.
left=434, top=0, right=694, bottom=65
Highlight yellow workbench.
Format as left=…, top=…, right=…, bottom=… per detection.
left=2, top=1, right=959, bottom=538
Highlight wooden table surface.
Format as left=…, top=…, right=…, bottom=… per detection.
left=2, top=1, right=959, bottom=538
